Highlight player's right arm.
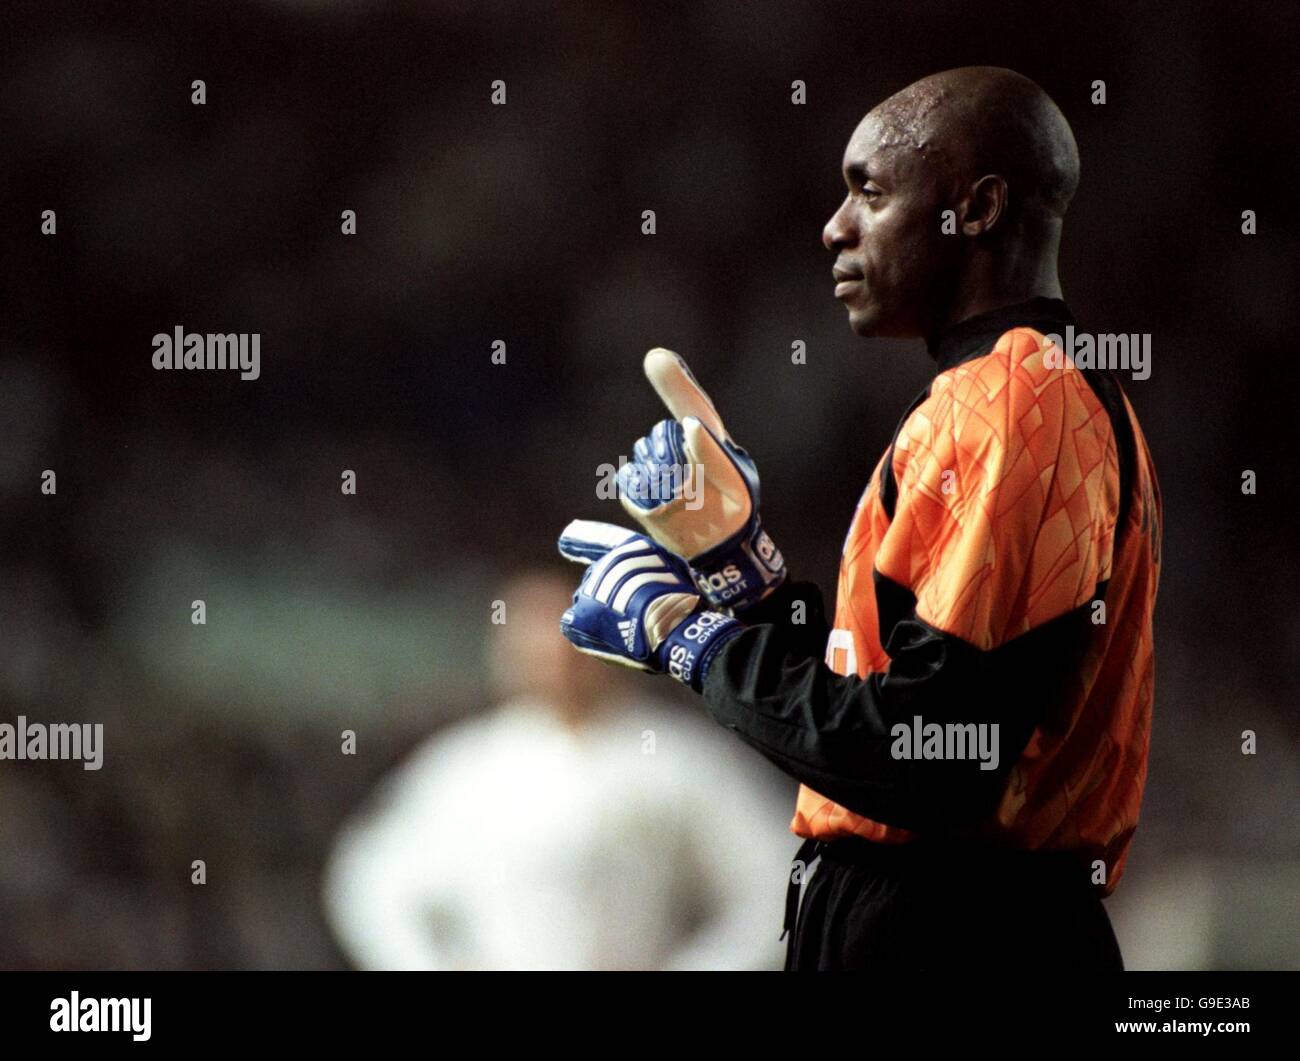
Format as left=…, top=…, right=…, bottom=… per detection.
left=687, top=334, right=1119, bottom=832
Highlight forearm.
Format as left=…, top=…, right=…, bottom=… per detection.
left=700, top=591, right=1083, bottom=831
left=732, top=577, right=832, bottom=655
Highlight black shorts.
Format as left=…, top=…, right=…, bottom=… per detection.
left=782, top=836, right=1124, bottom=972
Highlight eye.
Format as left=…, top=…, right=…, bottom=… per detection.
left=858, top=184, right=882, bottom=200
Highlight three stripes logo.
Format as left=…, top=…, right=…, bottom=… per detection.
left=585, top=541, right=682, bottom=614
left=580, top=537, right=689, bottom=658
left=562, top=523, right=705, bottom=665
left=618, top=619, right=637, bottom=652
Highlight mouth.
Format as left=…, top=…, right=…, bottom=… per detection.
left=834, top=277, right=862, bottom=299
left=832, top=266, right=863, bottom=299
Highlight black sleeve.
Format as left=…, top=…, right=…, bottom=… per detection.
left=731, top=578, right=832, bottom=658
left=702, top=573, right=1092, bottom=832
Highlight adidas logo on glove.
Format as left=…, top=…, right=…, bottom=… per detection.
left=618, top=619, right=637, bottom=652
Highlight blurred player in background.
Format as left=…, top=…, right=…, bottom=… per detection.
left=323, top=569, right=793, bottom=970
left=557, top=67, right=1161, bottom=971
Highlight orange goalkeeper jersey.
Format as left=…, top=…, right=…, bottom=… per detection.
left=790, top=301, right=1161, bottom=893
left=702, top=299, right=1161, bottom=894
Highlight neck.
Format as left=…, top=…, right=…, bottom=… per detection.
left=930, top=226, right=1064, bottom=341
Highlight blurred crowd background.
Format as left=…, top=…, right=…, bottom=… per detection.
left=0, top=1, right=1296, bottom=969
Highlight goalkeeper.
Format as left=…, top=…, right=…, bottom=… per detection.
left=558, top=67, right=1161, bottom=972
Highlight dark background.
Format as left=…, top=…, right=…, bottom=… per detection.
left=0, top=0, right=1296, bottom=968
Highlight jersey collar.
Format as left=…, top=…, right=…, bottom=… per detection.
left=927, top=297, right=1075, bottom=374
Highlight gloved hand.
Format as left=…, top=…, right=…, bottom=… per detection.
left=557, top=519, right=742, bottom=691
left=617, top=348, right=786, bottom=612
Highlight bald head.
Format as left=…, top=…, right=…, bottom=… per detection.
left=872, top=67, right=1080, bottom=221
left=824, top=68, right=1079, bottom=339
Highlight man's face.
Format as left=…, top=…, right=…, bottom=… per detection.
left=822, top=112, right=955, bottom=338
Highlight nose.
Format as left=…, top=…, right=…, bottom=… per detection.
left=823, top=196, right=855, bottom=252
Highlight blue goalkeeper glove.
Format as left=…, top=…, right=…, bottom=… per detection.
left=617, top=348, right=786, bottom=612
left=557, top=519, right=742, bottom=691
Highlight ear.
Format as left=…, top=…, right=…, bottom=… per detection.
left=959, top=174, right=1008, bottom=237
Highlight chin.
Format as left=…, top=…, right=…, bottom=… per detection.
left=847, top=306, right=883, bottom=337
left=850, top=304, right=917, bottom=340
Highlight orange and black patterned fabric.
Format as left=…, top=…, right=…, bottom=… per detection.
left=703, top=298, right=1160, bottom=895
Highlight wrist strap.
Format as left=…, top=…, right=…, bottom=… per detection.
left=656, top=612, right=743, bottom=691
left=691, top=523, right=786, bottom=610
